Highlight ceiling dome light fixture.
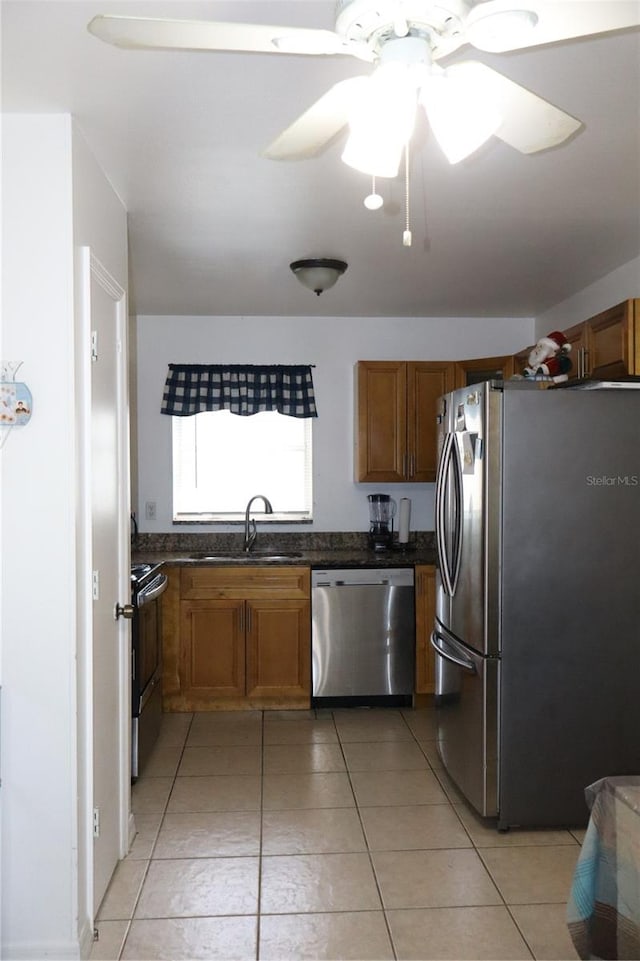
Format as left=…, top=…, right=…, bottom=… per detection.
left=290, top=258, right=348, bottom=296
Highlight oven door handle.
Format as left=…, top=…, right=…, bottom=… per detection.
left=137, top=573, right=168, bottom=607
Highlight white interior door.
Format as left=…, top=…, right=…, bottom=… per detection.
left=88, top=252, right=130, bottom=914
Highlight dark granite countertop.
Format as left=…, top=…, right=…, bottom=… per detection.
left=132, top=547, right=437, bottom=568
left=132, top=531, right=437, bottom=569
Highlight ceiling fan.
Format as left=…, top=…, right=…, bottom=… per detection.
left=87, top=1, right=640, bottom=174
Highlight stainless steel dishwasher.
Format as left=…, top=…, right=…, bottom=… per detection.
left=311, top=568, right=415, bottom=704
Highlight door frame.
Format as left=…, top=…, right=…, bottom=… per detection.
left=75, top=245, right=132, bottom=939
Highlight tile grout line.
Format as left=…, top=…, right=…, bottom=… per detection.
left=409, top=709, right=569, bottom=960
left=405, top=711, right=520, bottom=929
left=113, top=706, right=576, bottom=961
left=117, top=713, right=195, bottom=960
left=256, top=710, right=266, bottom=961
left=336, top=708, right=419, bottom=961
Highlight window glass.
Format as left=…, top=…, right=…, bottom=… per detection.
left=172, top=410, right=313, bottom=521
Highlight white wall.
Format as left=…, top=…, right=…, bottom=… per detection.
left=0, top=114, right=127, bottom=961
left=1, top=113, right=78, bottom=959
left=535, top=254, right=640, bottom=336
left=136, top=313, right=533, bottom=534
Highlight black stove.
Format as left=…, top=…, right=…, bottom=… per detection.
left=130, top=561, right=168, bottom=778
left=131, top=562, right=163, bottom=589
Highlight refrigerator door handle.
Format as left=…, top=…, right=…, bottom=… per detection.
left=449, top=434, right=463, bottom=595
left=436, top=432, right=455, bottom=595
left=430, top=630, right=477, bottom=674
left=435, top=431, right=463, bottom=597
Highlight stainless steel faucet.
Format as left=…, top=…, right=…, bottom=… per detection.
left=243, top=495, right=273, bottom=552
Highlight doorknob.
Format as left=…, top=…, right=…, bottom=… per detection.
left=115, top=602, right=135, bottom=620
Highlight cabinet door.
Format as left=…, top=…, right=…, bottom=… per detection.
left=586, top=300, right=638, bottom=378
left=246, top=599, right=311, bottom=699
left=454, top=355, right=515, bottom=388
left=562, top=321, right=589, bottom=379
left=356, top=361, right=407, bottom=482
left=408, top=362, right=455, bottom=482
left=415, top=565, right=436, bottom=694
left=180, top=598, right=245, bottom=699
left=512, top=345, right=533, bottom=378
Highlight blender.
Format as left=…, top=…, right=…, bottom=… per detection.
left=368, top=493, right=397, bottom=551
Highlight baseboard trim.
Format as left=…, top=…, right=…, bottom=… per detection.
left=2, top=937, right=82, bottom=960
left=128, top=810, right=137, bottom=852
left=78, top=917, right=96, bottom=960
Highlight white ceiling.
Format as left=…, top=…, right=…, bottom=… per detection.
left=2, top=0, right=639, bottom=318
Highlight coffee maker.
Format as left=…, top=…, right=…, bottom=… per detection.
left=368, top=493, right=397, bottom=551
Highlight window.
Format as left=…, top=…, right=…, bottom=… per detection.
left=172, top=410, right=313, bottom=522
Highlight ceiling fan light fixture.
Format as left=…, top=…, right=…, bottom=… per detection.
left=341, top=56, right=418, bottom=177
left=290, top=258, right=348, bottom=296
left=420, top=71, right=502, bottom=164
left=465, top=7, right=539, bottom=53
left=342, top=131, right=404, bottom=178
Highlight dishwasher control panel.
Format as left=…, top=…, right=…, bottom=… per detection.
left=311, top=568, right=414, bottom=589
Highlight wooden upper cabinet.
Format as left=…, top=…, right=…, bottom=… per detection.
left=512, top=344, right=533, bottom=378
left=355, top=305, right=638, bottom=486
left=562, top=321, right=590, bottom=379
left=585, top=299, right=639, bottom=379
left=516, top=300, right=639, bottom=382
left=356, top=361, right=453, bottom=483
left=408, top=362, right=455, bottom=482
left=356, top=361, right=407, bottom=482
left=454, top=355, right=515, bottom=388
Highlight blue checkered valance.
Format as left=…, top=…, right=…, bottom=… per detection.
left=161, top=364, right=317, bottom=418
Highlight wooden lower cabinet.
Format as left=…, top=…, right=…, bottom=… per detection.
left=163, top=565, right=311, bottom=710
left=245, top=599, right=310, bottom=699
left=181, top=598, right=245, bottom=699
left=414, top=564, right=436, bottom=694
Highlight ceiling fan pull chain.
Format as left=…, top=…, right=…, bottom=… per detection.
left=403, top=143, right=412, bottom=247
left=364, top=175, right=383, bottom=211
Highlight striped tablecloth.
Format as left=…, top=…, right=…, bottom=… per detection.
left=567, top=776, right=640, bottom=960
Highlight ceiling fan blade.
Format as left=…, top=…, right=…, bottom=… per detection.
left=447, top=61, right=582, bottom=153
left=465, top=0, right=640, bottom=53
left=262, top=77, right=368, bottom=160
left=87, top=14, right=373, bottom=60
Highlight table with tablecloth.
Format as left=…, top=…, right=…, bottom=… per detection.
left=567, top=775, right=640, bottom=960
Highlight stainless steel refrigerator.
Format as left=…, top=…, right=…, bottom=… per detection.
left=432, top=380, right=640, bottom=829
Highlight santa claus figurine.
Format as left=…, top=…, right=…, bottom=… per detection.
left=523, top=330, right=573, bottom=382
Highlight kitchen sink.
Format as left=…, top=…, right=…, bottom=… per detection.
left=189, top=550, right=303, bottom=561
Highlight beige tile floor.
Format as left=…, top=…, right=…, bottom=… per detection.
left=91, top=705, right=582, bottom=961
